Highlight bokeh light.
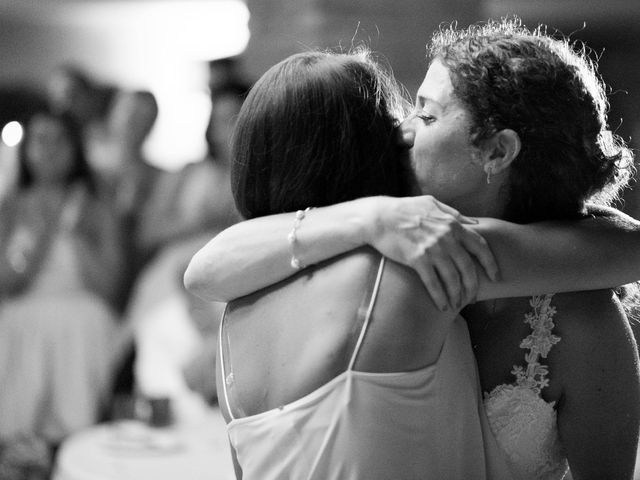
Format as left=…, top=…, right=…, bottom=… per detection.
left=1, top=121, right=24, bottom=147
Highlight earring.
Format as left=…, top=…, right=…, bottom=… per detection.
left=484, top=163, right=494, bottom=184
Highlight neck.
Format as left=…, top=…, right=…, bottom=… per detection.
left=453, top=183, right=509, bottom=219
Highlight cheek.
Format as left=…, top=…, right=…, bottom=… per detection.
left=412, top=133, right=463, bottom=175
left=411, top=134, right=479, bottom=196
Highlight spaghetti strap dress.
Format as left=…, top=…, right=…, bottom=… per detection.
left=220, top=255, right=512, bottom=479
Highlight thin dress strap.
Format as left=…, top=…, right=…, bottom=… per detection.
left=218, top=304, right=235, bottom=420
left=220, top=255, right=387, bottom=420
left=347, top=256, right=386, bottom=371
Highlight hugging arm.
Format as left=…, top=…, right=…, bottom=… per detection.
left=184, top=195, right=497, bottom=310
left=473, top=206, right=640, bottom=300
left=184, top=195, right=640, bottom=307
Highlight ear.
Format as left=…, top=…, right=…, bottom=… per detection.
left=481, top=129, right=521, bottom=174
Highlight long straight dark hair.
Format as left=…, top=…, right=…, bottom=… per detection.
left=231, top=49, right=415, bottom=219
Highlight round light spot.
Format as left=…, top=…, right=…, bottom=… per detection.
left=2, top=121, right=24, bottom=147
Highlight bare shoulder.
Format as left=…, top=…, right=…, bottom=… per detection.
left=376, top=257, right=434, bottom=311
left=548, top=292, right=640, bottom=478
left=281, top=246, right=389, bottom=315
left=550, top=289, right=632, bottom=347
left=548, top=289, right=639, bottom=396
left=358, top=256, right=454, bottom=371
left=316, top=250, right=436, bottom=320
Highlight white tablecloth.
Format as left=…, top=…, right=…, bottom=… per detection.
left=53, top=408, right=235, bottom=480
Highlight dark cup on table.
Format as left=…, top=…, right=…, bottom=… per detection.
left=148, top=396, right=173, bottom=427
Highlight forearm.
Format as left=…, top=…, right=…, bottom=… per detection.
left=476, top=212, right=640, bottom=300
left=184, top=197, right=377, bottom=301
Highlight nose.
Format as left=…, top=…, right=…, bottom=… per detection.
left=396, top=116, right=415, bottom=148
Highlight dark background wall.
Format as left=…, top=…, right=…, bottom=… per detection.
left=0, top=0, right=638, bottom=212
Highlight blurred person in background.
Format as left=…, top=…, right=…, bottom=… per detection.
left=135, top=81, right=247, bottom=259
left=99, top=90, right=163, bottom=417
left=99, top=89, right=162, bottom=311
left=114, top=81, right=246, bottom=420
left=100, top=89, right=160, bottom=222
left=0, top=107, right=126, bottom=478
left=207, top=56, right=245, bottom=94
left=46, top=64, right=120, bottom=187
left=205, top=56, right=247, bottom=158
left=47, top=64, right=115, bottom=128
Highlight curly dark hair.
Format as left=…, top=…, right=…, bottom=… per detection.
left=231, top=48, right=414, bottom=219
left=429, top=17, right=634, bottom=223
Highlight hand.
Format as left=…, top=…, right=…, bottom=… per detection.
left=364, top=196, right=499, bottom=311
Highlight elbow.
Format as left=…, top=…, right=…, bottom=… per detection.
left=183, top=260, right=213, bottom=301
left=183, top=253, right=230, bottom=302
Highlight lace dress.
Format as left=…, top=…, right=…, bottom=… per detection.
left=483, top=294, right=569, bottom=480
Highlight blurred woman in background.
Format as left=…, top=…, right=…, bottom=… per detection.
left=0, top=107, right=125, bottom=478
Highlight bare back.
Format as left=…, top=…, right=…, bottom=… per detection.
left=218, top=247, right=456, bottom=419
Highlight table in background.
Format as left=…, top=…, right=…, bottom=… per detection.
left=53, top=407, right=234, bottom=480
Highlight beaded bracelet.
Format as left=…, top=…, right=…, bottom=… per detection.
left=287, top=207, right=312, bottom=270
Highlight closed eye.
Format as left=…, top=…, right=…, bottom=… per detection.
left=415, top=112, right=435, bottom=123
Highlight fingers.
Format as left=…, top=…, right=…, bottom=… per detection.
left=423, top=196, right=478, bottom=225
left=459, top=226, right=499, bottom=281
left=413, top=263, right=450, bottom=312
left=413, top=219, right=488, bottom=310
left=442, top=237, right=480, bottom=306
left=456, top=215, right=479, bottom=225
left=380, top=198, right=497, bottom=309
left=428, top=243, right=464, bottom=310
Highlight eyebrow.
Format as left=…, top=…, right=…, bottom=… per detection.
left=416, top=95, right=444, bottom=109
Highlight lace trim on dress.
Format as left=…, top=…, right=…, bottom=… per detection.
left=483, top=294, right=568, bottom=480
left=510, top=294, right=560, bottom=395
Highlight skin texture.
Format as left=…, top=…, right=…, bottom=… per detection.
left=403, top=61, right=492, bottom=216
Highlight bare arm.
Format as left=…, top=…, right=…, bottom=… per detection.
left=474, top=208, right=640, bottom=300
left=184, top=195, right=495, bottom=310
left=185, top=195, right=640, bottom=308
left=552, top=290, right=639, bottom=479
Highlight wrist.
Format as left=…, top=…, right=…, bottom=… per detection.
left=350, top=196, right=384, bottom=247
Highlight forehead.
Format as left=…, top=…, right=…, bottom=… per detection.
left=416, top=59, right=459, bottom=110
